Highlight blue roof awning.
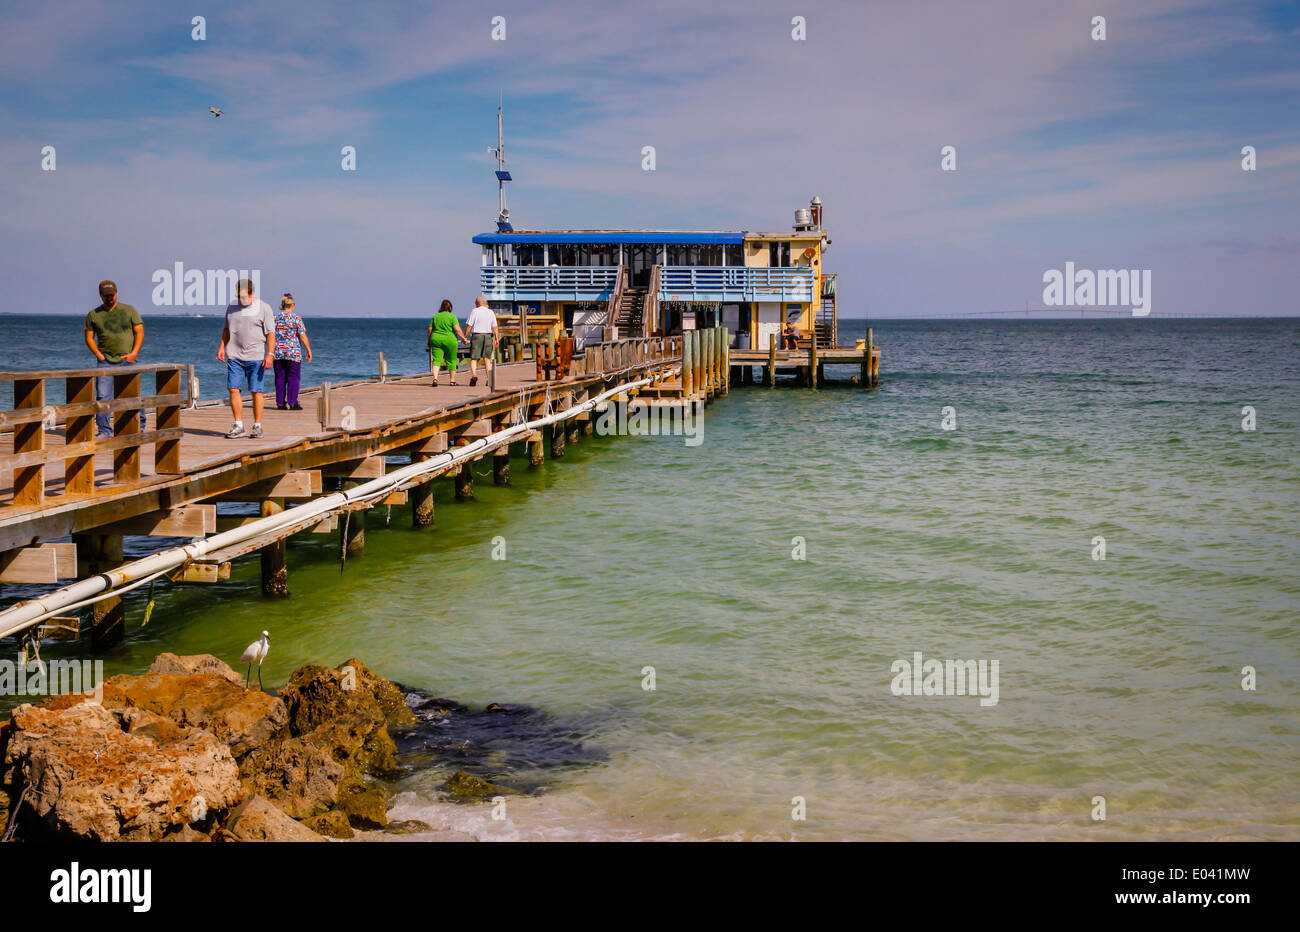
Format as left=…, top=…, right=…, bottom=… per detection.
left=471, top=231, right=746, bottom=246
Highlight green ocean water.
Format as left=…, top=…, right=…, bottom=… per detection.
left=2, top=317, right=1298, bottom=840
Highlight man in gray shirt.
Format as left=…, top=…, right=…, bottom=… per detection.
left=217, top=278, right=276, bottom=439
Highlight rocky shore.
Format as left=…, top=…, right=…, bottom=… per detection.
left=0, top=653, right=489, bottom=842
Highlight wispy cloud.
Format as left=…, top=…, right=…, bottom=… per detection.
left=1, top=0, right=1297, bottom=317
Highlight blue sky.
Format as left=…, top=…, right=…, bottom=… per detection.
left=1, top=0, right=1297, bottom=318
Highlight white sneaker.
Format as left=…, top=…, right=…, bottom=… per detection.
left=226, top=424, right=246, bottom=439
left=250, top=424, right=263, bottom=439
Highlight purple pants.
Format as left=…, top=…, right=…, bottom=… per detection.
left=273, top=359, right=301, bottom=407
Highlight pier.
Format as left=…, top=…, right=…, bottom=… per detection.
left=0, top=336, right=715, bottom=645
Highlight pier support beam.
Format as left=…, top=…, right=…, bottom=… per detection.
left=809, top=331, right=819, bottom=389
left=455, top=461, right=475, bottom=499
left=260, top=498, right=288, bottom=597
left=768, top=334, right=777, bottom=388
left=411, top=454, right=436, bottom=527
left=342, top=481, right=366, bottom=555
left=73, top=532, right=125, bottom=650
left=493, top=451, right=510, bottom=486
left=527, top=429, right=544, bottom=467
left=550, top=424, right=566, bottom=459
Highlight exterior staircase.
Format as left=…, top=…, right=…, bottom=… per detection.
left=614, top=287, right=647, bottom=332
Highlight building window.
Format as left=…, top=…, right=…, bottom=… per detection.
left=724, top=244, right=742, bottom=266
left=769, top=242, right=791, bottom=267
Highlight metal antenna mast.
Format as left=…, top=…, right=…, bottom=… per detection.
left=488, top=91, right=512, bottom=231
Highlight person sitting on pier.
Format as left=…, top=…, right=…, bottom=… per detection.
left=217, top=278, right=276, bottom=439
left=782, top=319, right=800, bottom=351
left=427, top=299, right=467, bottom=387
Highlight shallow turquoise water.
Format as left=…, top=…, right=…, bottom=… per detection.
left=3, top=317, right=1298, bottom=839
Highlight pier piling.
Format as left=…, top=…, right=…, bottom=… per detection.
left=455, top=459, right=475, bottom=499
left=74, top=532, right=125, bottom=649
left=260, top=498, right=288, bottom=596
left=342, top=482, right=366, bottom=555
left=411, top=456, right=436, bottom=527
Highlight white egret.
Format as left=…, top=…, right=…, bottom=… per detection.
left=240, top=630, right=270, bottom=690
left=209, top=107, right=223, bottom=117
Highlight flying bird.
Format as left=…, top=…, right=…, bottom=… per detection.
left=240, top=630, right=269, bottom=690
left=209, top=107, right=223, bottom=118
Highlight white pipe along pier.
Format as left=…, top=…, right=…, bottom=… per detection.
left=0, top=370, right=676, bottom=641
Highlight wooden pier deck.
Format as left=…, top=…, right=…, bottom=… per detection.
left=0, top=325, right=879, bottom=645
left=0, top=337, right=692, bottom=634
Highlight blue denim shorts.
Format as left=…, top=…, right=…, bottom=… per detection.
left=227, top=358, right=267, bottom=393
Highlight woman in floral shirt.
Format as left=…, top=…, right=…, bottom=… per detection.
left=273, top=293, right=312, bottom=410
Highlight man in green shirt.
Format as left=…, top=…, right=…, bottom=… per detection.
left=84, top=279, right=146, bottom=437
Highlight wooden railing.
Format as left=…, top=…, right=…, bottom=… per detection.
left=644, top=265, right=662, bottom=339
left=1, top=364, right=187, bottom=508
left=582, top=335, right=682, bottom=376
left=602, top=265, right=628, bottom=342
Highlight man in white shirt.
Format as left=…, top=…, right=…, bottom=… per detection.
left=464, top=295, right=499, bottom=387
left=217, top=279, right=276, bottom=439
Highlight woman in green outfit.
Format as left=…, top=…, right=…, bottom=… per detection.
left=427, top=299, right=467, bottom=386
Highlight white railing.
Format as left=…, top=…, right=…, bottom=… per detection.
left=480, top=266, right=619, bottom=300
left=658, top=266, right=814, bottom=301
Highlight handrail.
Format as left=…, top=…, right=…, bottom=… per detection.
left=2, top=365, right=186, bottom=508
left=658, top=266, right=814, bottom=301
left=482, top=265, right=619, bottom=300
left=605, top=264, right=627, bottom=340
left=645, top=265, right=662, bottom=338
left=0, top=363, right=182, bottom=383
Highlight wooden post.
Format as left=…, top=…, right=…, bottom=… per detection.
left=528, top=431, right=544, bottom=467
left=810, top=329, right=819, bottom=389
left=378, top=351, right=387, bottom=383
left=493, top=418, right=511, bottom=484
left=708, top=329, right=715, bottom=395
left=12, top=378, right=45, bottom=506
left=343, top=481, right=365, bottom=554
left=260, top=498, right=288, bottom=596
left=75, top=532, right=125, bottom=650
left=867, top=326, right=877, bottom=387
left=411, top=453, right=436, bottom=527
left=156, top=367, right=182, bottom=474
left=319, top=381, right=331, bottom=430
left=768, top=332, right=777, bottom=387
left=682, top=332, right=694, bottom=397
left=550, top=422, right=566, bottom=459
left=455, top=461, right=475, bottom=498
left=186, top=363, right=196, bottom=407
left=64, top=374, right=96, bottom=495
left=698, top=330, right=708, bottom=397
left=112, top=370, right=141, bottom=483
left=716, top=327, right=725, bottom=393
left=723, top=329, right=730, bottom=393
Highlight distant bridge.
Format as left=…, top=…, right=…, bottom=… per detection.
left=859, top=307, right=1242, bottom=320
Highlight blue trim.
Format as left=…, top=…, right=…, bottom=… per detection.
left=472, top=231, right=746, bottom=245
